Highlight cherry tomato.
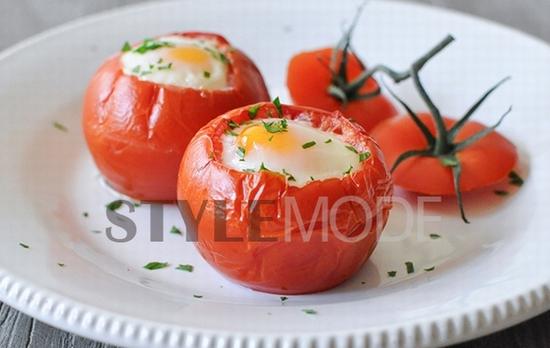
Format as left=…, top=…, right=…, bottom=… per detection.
left=371, top=113, right=517, bottom=195
left=177, top=102, right=393, bottom=294
left=287, top=48, right=396, bottom=132
left=83, top=32, right=270, bottom=201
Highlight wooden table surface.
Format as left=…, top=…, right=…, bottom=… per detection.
left=1, top=0, right=549, bottom=347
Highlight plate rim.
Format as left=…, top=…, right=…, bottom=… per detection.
left=1, top=0, right=550, bottom=347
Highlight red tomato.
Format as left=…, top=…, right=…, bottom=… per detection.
left=371, top=113, right=517, bottom=195
left=83, top=32, right=270, bottom=201
left=177, top=102, right=393, bottom=294
left=287, top=48, right=397, bottom=132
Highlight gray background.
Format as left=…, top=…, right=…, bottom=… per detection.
left=1, top=0, right=549, bottom=347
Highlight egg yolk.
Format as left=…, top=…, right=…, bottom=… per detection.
left=236, top=124, right=297, bottom=153
left=169, top=46, right=211, bottom=67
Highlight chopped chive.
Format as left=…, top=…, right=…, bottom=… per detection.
left=494, top=190, right=509, bottom=196
left=272, top=97, right=283, bottom=116
left=106, top=200, right=124, bottom=211
left=236, top=146, right=246, bottom=160
left=176, top=264, right=194, bottom=272
left=170, top=226, right=182, bottom=235
left=310, top=176, right=315, bottom=181
left=193, top=294, right=203, bottom=299
left=324, top=139, right=332, bottom=144
left=248, top=104, right=261, bottom=119
left=268, top=135, right=274, bottom=142
left=280, top=296, right=288, bottom=302
left=387, top=271, right=397, bottom=277
left=345, top=145, right=358, bottom=154
left=143, top=262, right=169, bottom=270
left=424, top=266, right=435, bottom=272
left=243, top=168, right=256, bottom=173
left=82, top=212, right=89, bottom=218
left=57, top=263, right=65, bottom=267
left=262, top=119, right=288, bottom=133
left=509, top=171, right=524, bottom=186
left=343, top=165, right=353, bottom=175
left=302, top=141, right=316, bottom=149
left=140, top=70, right=152, bottom=76
left=203, top=71, right=211, bottom=78
left=157, top=62, right=173, bottom=70
left=259, top=162, right=269, bottom=171
left=131, top=65, right=141, bottom=74
left=53, top=121, right=68, bottom=132
left=121, top=41, right=132, bottom=52
left=225, top=130, right=238, bottom=136
left=157, top=58, right=164, bottom=64
left=429, top=233, right=441, bottom=239
left=134, top=38, right=174, bottom=54
left=302, top=309, right=317, bottom=315
left=359, top=152, right=371, bottom=162
left=227, top=120, right=239, bottom=129
left=282, top=169, right=296, bottom=182
left=405, top=261, right=415, bottom=274
left=19, top=242, right=29, bottom=249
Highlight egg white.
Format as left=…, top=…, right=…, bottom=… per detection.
left=121, top=36, right=229, bottom=90
left=222, top=118, right=362, bottom=187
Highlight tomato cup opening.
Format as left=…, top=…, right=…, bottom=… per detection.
left=177, top=102, right=393, bottom=294
left=83, top=32, right=270, bottom=201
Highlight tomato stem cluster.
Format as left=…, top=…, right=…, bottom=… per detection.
left=382, top=37, right=512, bottom=223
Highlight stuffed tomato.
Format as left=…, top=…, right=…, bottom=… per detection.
left=83, top=32, right=269, bottom=201
left=177, top=101, right=393, bottom=294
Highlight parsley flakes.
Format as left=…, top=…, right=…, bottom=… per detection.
left=53, top=121, right=68, bottom=132
left=170, top=226, right=182, bottom=235
left=272, top=97, right=283, bottom=116
left=302, top=141, right=316, bottom=149
left=405, top=261, right=415, bottom=274
left=248, top=104, right=261, bottom=119
left=176, top=264, right=194, bottom=272
left=143, top=262, right=169, bottom=270
left=262, top=119, right=288, bottom=133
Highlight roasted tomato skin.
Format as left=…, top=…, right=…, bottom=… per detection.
left=287, top=48, right=397, bottom=132
left=177, top=103, right=393, bottom=294
left=83, top=32, right=270, bottom=201
left=371, top=113, right=518, bottom=195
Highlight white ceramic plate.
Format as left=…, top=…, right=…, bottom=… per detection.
left=1, top=1, right=550, bottom=347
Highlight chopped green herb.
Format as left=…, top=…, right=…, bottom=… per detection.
left=57, top=263, right=65, bottom=267
left=205, top=47, right=228, bottom=64
left=140, top=70, right=152, bottom=76
left=170, top=226, right=182, bottom=235
left=19, top=242, right=29, bottom=249
left=343, top=165, right=353, bottom=175
left=236, top=146, right=246, bottom=160
left=106, top=200, right=124, bottom=211
left=282, top=169, right=296, bottom=182
left=387, top=271, right=397, bottom=277
left=262, top=119, right=288, bottom=133
left=225, top=129, right=238, bottom=136
left=268, top=135, right=274, bottom=142
left=259, top=162, right=270, bottom=171
left=82, top=212, right=89, bottom=218
left=157, top=62, right=173, bottom=70
left=157, top=58, right=164, bottom=64
left=429, top=233, right=441, bottom=239
left=310, top=176, right=315, bottom=181
left=133, top=202, right=141, bottom=208
left=509, top=171, right=524, bottom=186
left=143, top=262, right=169, bottom=270
left=302, top=309, right=317, bottom=315
left=424, top=266, right=435, bottom=272
left=91, top=230, right=102, bottom=234
left=494, top=190, right=509, bottom=196
left=131, top=65, right=141, bottom=74
left=345, top=145, right=358, bottom=154
left=359, top=152, right=371, bottom=162
left=272, top=97, right=283, bottom=116
left=405, top=261, right=415, bottom=274
left=203, top=70, right=211, bottom=78
left=176, top=264, right=194, bottom=272
left=227, top=119, right=239, bottom=129
left=324, top=139, right=332, bottom=144
left=280, top=296, right=288, bottom=302
left=53, top=121, right=68, bottom=132
left=302, top=141, right=316, bottom=149
left=243, top=168, right=256, bottom=173
left=134, top=38, right=174, bottom=54
left=193, top=294, right=203, bottom=299
left=248, top=104, right=261, bottom=119
left=121, top=41, right=132, bottom=52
